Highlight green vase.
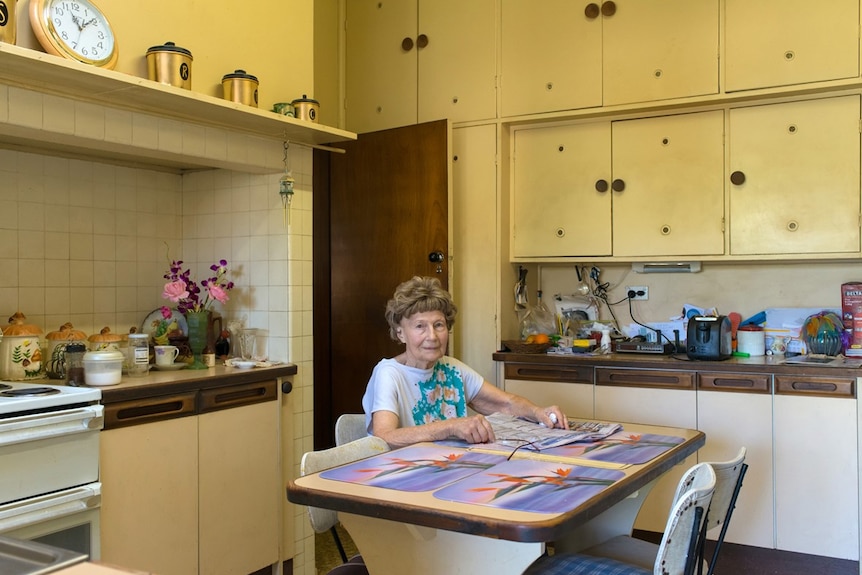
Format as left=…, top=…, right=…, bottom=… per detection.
left=185, top=310, right=209, bottom=369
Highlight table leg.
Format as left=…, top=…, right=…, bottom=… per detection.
left=340, top=513, right=545, bottom=575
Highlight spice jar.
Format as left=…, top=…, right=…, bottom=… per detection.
left=127, top=333, right=150, bottom=377
left=45, top=322, right=88, bottom=379
left=64, top=343, right=87, bottom=386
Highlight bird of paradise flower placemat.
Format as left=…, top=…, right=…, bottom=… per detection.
left=320, top=444, right=508, bottom=491
left=432, top=460, right=624, bottom=513
left=540, top=432, right=685, bottom=465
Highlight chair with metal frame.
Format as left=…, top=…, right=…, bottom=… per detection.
left=300, top=435, right=390, bottom=574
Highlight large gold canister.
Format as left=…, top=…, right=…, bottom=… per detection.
left=0, top=0, right=16, bottom=45
left=222, top=70, right=259, bottom=107
left=146, top=41, right=193, bottom=90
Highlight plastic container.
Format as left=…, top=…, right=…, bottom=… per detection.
left=127, top=333, right=150, bottom=377
left=737, top=325, right=765, bottom=356
left=83, top=349, right=124, bottom=386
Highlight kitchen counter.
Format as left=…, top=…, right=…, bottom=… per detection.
left=493, top=351, right=862, bottom=379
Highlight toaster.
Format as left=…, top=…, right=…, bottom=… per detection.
left=686, top=315, right=732, bottom=360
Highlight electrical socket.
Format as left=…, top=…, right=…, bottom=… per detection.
left=626, top=286, right=649, bottom=300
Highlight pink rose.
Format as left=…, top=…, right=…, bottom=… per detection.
left=208, top=284, right=229, bottom=304
left=160, top=306, right=172, bottom=319
left=163, top=280, right=189, bottom=302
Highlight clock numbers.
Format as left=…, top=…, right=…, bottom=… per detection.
left=0, top=2, right=10, bottom=27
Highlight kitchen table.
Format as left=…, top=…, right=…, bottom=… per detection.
left=288, top=422, right=705, bottom=575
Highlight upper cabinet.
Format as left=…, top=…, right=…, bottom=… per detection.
left=345, top=0, right=497, bottom=134
left=725, top=0, right=860, bottom=92
left=501, top=0, right=719, bottom=117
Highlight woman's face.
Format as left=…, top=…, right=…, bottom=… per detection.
left=397, top=310, right=449, bottom=369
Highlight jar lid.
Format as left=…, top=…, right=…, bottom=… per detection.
left=65, top=343, right=87, bottom=353
left=222, top=69, right=258, bottom=82
left=3, top=311, right=42, bottom=336
left=147, top=41, right=193, bottom=58
left=88, top=326, right=123, bottom=343
left=84, top=350, right=124, bottom=361
left=738, top=324, right=763, bottom=332
left=128, top=333, right=149, bottom=340
left=46, top=322, right=88, bottom=341
left=291, top=93, right=319, bottom=105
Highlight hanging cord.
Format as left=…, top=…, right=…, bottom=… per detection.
left=279, top=141, right=295, bottom=227
left=587, top=266, right=622, bottom=333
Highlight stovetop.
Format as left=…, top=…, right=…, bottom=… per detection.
left=0, top=382, right=101, bottom=415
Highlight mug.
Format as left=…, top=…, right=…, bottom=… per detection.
left=272, top=102, right=295, bottom=117
left=154, top=345, right=179, bottom=366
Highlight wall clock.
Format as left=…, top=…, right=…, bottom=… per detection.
left=30, top=0, right=118, bottom=69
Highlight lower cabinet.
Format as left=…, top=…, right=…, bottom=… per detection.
left=503, top=363, right=595, bottom=419
left=100, top=380, right=281, bottom=575
left=773, top=375, right=859, bottom=560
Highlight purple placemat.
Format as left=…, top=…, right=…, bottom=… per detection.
left=541, top=432, right=685, bottom=464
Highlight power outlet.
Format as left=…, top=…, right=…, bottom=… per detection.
left=626, top=286, right=649, bottom=300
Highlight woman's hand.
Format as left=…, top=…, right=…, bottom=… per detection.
left=448, top=414, right=496, bottom=444
left=533, top=406, right=569, bottom=430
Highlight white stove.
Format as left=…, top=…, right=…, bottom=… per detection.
left=0, top=381, right=101, bottom=416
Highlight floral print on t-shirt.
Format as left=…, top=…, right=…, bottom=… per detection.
left=412, top=361, right=468, bottom=425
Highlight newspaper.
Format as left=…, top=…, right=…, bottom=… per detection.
left=484, top=412, right=622, bottom=451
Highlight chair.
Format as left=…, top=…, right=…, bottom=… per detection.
left=335, top=413, right=369, bottom=446
left=300, top=435, right=389, bottom=573
left=523, top=462, right=716, bottom=575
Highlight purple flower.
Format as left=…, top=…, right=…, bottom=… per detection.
left=161, top=258, right=234, bottom=313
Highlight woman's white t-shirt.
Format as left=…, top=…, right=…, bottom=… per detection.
left=362, top=356, right=485, bottom=434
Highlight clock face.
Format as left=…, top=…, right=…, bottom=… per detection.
left=32, top=0, right=118, bottom=68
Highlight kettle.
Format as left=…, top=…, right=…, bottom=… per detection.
left=686, top=315, right=732, bottom=360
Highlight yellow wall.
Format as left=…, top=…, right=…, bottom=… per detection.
left=15, top=0, right=314, bottom=111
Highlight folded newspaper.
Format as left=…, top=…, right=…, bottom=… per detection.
left=485, top=412, right=622, bottom=451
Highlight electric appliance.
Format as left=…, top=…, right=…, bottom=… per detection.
left=686, top=315, right=732, bottom=360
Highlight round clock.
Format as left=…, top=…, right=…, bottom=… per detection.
left=30, top=0, right=118, bottom=69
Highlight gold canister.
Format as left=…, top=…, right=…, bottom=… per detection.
left=0, top=0, right=16, bottom=45
left=146, top=41, right=193, bottom=90
left=291, top=94, right=320, bottom=123
left=222, top=69, right=259, bottom=107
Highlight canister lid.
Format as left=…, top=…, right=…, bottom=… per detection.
left=291, top=93, right=319, bottom=105
left=65, top=343, right=87, bottom=354
left=3, top=312, right=42, bottom=336
left=128, top=333, right=149, bottom=340
left=737, top=324, right=763, bottom=331
left=147, top=41, right=193, bottom=58
left=222, top=69, right=258, bottom=82
left=46, top=322, right=88, bottom=341
left=83, top=349, right=124, bottom=361
left=88, top=326, right=123, bottom=343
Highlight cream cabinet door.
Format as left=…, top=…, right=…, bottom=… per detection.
left=512, top=121, right=612, bottom=258
left=729, top=96, right=861, bottom=256
left=501, top=0, right=602, bottom=117
left=602, top=0, right=718, bottom=106
left=419, top=0, right=497, bottom=125
left=612, top=110, right=725, bottom=257
left=345, top=0, right=418, bottom=133
left=199, top=400, right=281, bottom=575
left=504, top=379, right=595, bottom=420
left=726, top=0, right=860, bottom=92
left=100, top=417, right=199, bottom=575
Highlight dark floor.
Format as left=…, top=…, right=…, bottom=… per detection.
left=316, top=525, right=859, bottom=575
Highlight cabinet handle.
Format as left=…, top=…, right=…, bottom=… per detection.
left=595, top=179, right=609, bottom=193
left=282, top=380, right=293, bottom=395
left=730, top=171, right=746, bottom=185
left=601, top=1, right=617, bottom=16
left=401, top=37, right=414, bottom=51
left=417, top=34, right=429, bottom=49
left=611, top=178, right=625, bottom=192
left=584, top=3, right=600, bottom=18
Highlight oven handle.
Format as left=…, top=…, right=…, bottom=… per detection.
left=0, top=406, right=104, bottom=447
left=0, top=483, right=101, bottom=532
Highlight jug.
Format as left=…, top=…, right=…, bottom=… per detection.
left=207, top=312, right=223, bottom=352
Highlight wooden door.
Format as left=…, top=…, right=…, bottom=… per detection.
left=314, top=120, right=449, bottom=448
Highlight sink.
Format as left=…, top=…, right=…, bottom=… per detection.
left=0, top=536, right=86, bottom=574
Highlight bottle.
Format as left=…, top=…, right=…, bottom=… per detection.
left=215, top=330, right=230, bottom=359
left=202, top=344, right=216, bottom=368
left=600, top=328, right=612, bottom=353
left=64, top=343, right=86, bottom=385
left=127, top=333, right=150, bottom=377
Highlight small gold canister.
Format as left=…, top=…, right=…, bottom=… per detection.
left=0, top=0, right=17, bottom=45
left=222, top=69, right=259, bottom=107
left=146, top=41, right=193, bottom=90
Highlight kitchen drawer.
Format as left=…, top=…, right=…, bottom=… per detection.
left=504, top=363, right=593, bottom=384
left=104, top=392, right=197, bottom=430
left=775, top=374, right=855, bottom=398
left=595, top=368, right=694, bottom=390
left=698, top=372, right=772, bottom=394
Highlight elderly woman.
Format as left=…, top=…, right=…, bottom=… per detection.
left=362, top=276, right=568, bottom=449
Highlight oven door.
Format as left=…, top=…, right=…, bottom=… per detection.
left=0, top=482, right=101, bottom=560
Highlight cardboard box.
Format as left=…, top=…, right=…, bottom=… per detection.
left=841, top=282, right=862, bottom=329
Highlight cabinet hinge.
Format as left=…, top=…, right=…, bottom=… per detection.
left=858, top=118, right=862, bottom=133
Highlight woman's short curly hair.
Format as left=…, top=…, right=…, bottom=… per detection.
left=385, top=276, right=458, bottom=341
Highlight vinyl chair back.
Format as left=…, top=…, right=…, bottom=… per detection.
left=300, top=435, right=389, bottom=567
left=335, top=413, right=369, bottom=446
left=695, top=448, right=747, bottom=575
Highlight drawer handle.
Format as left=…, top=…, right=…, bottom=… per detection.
left=712, top=378, right=755, bottom=388
left=791, top=381, right=837, bottom=392
left=116, top=400, right=186, bottom=421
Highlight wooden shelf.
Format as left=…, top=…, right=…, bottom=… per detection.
left=0, top=43, right=356, bottom=170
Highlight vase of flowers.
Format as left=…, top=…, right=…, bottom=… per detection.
left=162, top=259, right=234, bottom=369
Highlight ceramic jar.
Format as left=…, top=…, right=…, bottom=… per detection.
left=0, top=311, right=44, bottom=380
left=87, top=326, right=124, bottom=351
left=45, top=322, right=88, bottom=379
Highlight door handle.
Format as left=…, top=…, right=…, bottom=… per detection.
left=428, top=251, right=445, bottom=263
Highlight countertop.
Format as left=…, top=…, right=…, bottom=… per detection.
left=492, top=351, right=862, bottom=378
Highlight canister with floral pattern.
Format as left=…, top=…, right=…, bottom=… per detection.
left=45, top=322, right=88, bottom=379
left=0, top=311, right=44, bottom=380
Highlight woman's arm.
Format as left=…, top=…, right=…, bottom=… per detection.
left=371, top=409, right=496, bottom=449
left=469, top=382, right=569, bottom=429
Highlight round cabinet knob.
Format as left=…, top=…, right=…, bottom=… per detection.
left=787, top=220, right=799, bottom=232
left=282, top=381, right=293, bottom=395
left=584, top=3, right=600, bottom=18
left=730, top=171, right=746, bottom=185
left=601, top=1, right=617, bottom=16
left=595, top=179, right=609, bottom=193
left=417, top=34, right=429, bottom=49
left=401, top=37, right=414, bottom=51
left=611, top=178, right=625, bottom=192
left=428, top=251, right=445, bottom=263
left=555, top=227, right=566, bottom=238
left=660, top=225, right=672, bottom=235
